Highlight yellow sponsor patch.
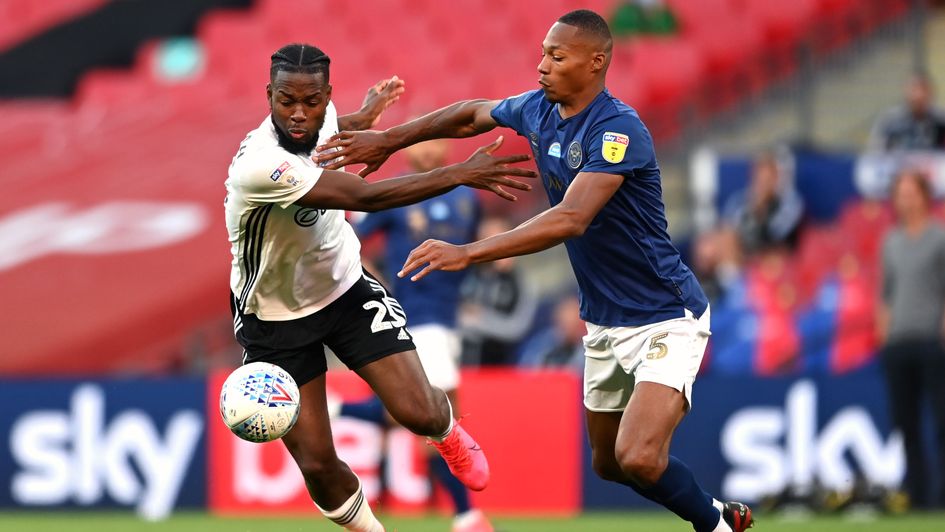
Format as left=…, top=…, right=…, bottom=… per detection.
left=601, top=132, right=629, bottom=163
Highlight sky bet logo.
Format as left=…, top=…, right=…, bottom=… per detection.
left=4, top=382, right=204, bottom=519
left=270, top=161, right=292, bottom=181
left=721, top=380, right=903, bottom=501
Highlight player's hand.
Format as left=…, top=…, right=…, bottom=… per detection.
left=398, top=239, right=470, bottom=281
left=314, top=130, right=393, bottom=177
left=455, top=136, right=536, bottom=201
left=360, top=75, right=406, bottom=128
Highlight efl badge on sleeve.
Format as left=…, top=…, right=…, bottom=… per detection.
left=601, top=132, right=629, bottom=163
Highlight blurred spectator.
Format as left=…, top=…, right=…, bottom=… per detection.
left=691, top=227, right=743, bottom=304
left=868, top=71, right=945, bottom=152
left=518, top=294, right=585, bottom=370
left=458, top=216, right=538, bottom=366
left=877, top=169, right=945, bottom=509
left=723, top=151, right=805, bottom=255
left=352, top=139, right=492, bottom=530
left=610, top=0, right=678, bottom=37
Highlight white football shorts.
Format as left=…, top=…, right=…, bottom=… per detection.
left=410, top=323, right=462, bottom=392
left=583, top=306, right=711, bottom=412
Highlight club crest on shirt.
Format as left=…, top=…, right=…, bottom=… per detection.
left=548, top=142, right=562, bottom=158
left=601, top=132, right=629, bottom=163
left=270, top=161, right=292, bottom=181
left=567, top=140, right=583, bottom=169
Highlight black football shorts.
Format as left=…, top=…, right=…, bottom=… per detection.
left=231, top=269, right=415, bottom=386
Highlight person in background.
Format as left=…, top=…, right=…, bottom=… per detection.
left=877, top=168, right=945, bottom=510
left=868, top=71, right=945, bottom=152
left=518, top=293, right=586, bottom=370
left=458, top=216, right=538, bottom=366
left=691, top=228, right=743, bottom=305
left=722, top=151, right=805, bottom=256
left=610, top=0, right=679, bottom=37
left=344, top=139, right=492, bottom=532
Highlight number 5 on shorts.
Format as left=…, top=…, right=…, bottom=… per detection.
left=646, top=332, right=669, bottom=360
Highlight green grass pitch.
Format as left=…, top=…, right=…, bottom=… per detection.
left=4, top=511, right=945, bottom=531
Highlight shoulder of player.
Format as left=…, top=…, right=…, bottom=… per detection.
left=233, top=145, right=306, bottom=183
left=505, top=89, right=546, bottom=111
left=593, top=94, right=645, bottom=128
left=584, top=107, right=646, bottom=147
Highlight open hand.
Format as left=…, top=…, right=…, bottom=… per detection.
left=399, top=239, right=470, bottom=281
left=456, top=136, right=536, bottom=201
left=361, top=75, right=405, bottom=128
left=313, top=130, right=392, bottom=177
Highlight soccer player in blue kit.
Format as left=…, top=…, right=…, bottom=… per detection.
left=343, top=139, right=492, bottom=532
left=317, top=10, right=754, bottom=532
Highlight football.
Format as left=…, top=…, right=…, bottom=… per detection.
left=219, top=362, right=300, bottom=443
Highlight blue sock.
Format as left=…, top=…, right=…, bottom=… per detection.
left=627, top=456, right=720, bottom=532
left=428, top=454, right=472, bottom=514
left=339, top=397, right=387, bottom=426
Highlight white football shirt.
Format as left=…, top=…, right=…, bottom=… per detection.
left=225, top=102, right=362, bottom=321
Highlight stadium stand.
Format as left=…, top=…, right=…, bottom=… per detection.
left=0, top=0, right=105, bottom=52
left=0, top=0, right=917, bottom=375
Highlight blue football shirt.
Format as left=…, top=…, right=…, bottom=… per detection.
left=491, top=89, right=708, bottom=326
left=355, top=186, right=480, bottom=328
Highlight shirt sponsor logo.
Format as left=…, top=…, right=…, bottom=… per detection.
left=295, top=208, right=326, bottom=227
left=548, top=142, right=561, bottom=158
left=567, top=141, right=583, bottom=169
left=601, top=132, right=629, bottom=163
left=270, top=161, right=292, bottom=181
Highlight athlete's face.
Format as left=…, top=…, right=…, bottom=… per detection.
left=267, top=70, right=332, bottom=154
left=537, top=23, right=605, bottom=103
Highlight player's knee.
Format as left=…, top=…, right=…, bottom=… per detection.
left=391, top=391, right=449, bottom=436
left=615, top=444, right=667, bottom=487
left=591, top=452, right=626, bottom=483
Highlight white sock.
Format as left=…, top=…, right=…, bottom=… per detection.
left=316, top=480, right=384, bottom=532
left=429, top=393, right=455, bottom=443
left=711, top=499, right=732, bottom=532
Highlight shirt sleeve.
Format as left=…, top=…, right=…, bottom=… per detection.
left=581, top=114, right=655, bottom=176
left=239, top=151, right=321, bottom=208
left=490, top=90, right=541, bottom=136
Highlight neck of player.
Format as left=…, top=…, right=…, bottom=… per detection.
left=558, top=82, right=605, bottom=119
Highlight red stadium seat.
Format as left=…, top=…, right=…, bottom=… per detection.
left=837, top=199, right=894, bottom=264
left=740, top=0, right=818, bottom=77
left=614, top=37, right=707, bottom=137
left=1, top=0, right=910, bottom=375
left=0, top=0, right=106, bottom=51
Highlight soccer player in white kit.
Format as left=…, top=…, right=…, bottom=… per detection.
left=224, top=44, right=535, bottom=532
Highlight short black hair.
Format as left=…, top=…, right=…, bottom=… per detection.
left=270, top=43, right=330, bottom=82
left=557, top=9, right=612, bottom=50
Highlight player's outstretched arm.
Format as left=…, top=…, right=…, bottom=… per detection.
left=297, top=136, right=534, bottom=212
left=399, top=171, right=623, bottom=281
left=314, top=99, right=501, bottom=176
left=337, top=76, right=406, bottom=131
